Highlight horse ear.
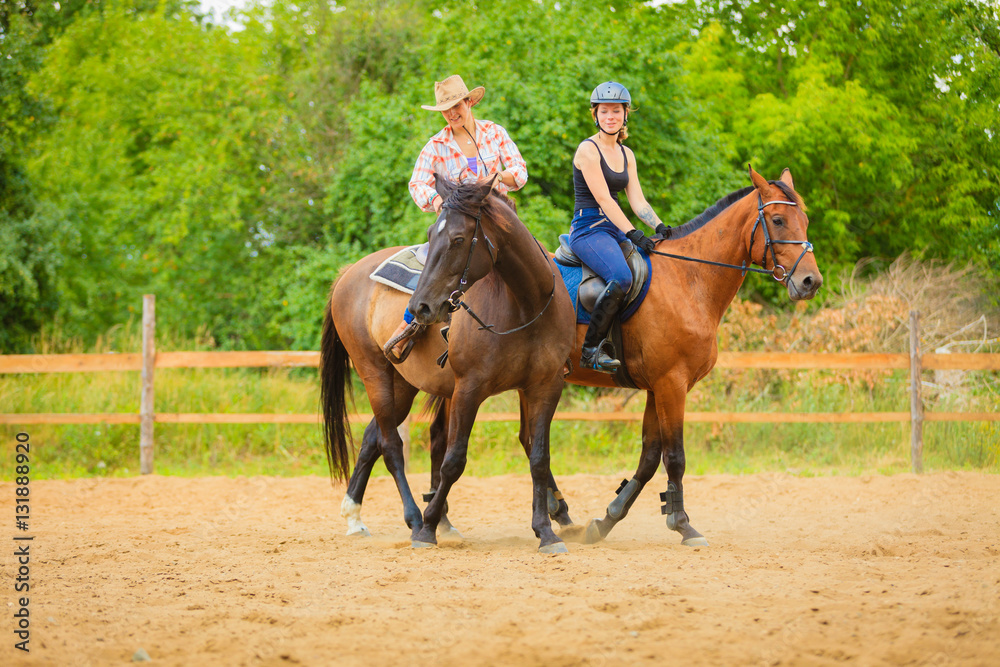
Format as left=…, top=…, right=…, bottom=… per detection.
left=748, top=164, right=770, bottom=196
left=476, top=177, right=494, bottom=205
left=779, top=168, right=795, bottom=189
left=434, top=175, right=456, bottom=202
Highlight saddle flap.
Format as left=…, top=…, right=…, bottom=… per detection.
left=578, top=239, right=648, bottom=314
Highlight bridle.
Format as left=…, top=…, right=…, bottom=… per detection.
left=444, top=209, right=495, bottom=312
left=440, top=206, right=556, bottom=335
left=748, top=193, right=814, bottom=282
left=650, top=192, right=814, bottom=283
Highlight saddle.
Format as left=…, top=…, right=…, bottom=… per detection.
left=553, top=234, right=649, bottom=389
left=553, top=234, right=649, bottom=314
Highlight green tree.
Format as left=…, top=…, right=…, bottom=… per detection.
left=0, top=8, right=68, bottom=350
left=1, top=0, right=205, bottom=350
left=682, top=0, right=1000, bottom=289
left=26, top=1, right=320, bottom=346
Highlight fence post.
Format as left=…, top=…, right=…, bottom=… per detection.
left=140, top=295, right=156, bottom=474
left=909, top=310, right=923, bottom=473
left=399, top=415, right=411, bottom=473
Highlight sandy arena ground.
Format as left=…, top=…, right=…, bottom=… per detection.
left=2, top=471, right=998, bottom=666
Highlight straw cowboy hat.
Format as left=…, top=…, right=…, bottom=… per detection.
left=421, top=75, right=485, bottom=111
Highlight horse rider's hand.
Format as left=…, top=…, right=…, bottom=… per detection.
left=655, top=223, right=673, bottom=239
left=626, top=228, right=656, bottom=254
left=490, top=171, right=504, bottom=190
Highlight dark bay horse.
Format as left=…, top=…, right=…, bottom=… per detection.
left=566, top=166, right=823, bottom=545
left=321, top=176, right=578, bottom=552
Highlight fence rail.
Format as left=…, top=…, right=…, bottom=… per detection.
left=4, top=411, right=998, bottom=427
left=1, top=297, right=997, bottom=473
left=4, top=350, right=999, bottom=374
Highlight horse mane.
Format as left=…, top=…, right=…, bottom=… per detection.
left=666, top=180, right=804, bottom=241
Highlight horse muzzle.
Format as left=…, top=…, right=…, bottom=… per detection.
left=409, top=294, right=453, bottom=326
left=787, top=270, right=822, bottom=301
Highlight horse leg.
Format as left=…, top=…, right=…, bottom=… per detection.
left=352, top=370, right=422, bottom=537
left=426, top=398, right=461, bottom=539
left=412, top=384, right=487, bottom=548
left=372, top=379, right=426, bottom=539
left=659, top=390, right=708, bottom=547
left=523, top=380, right=569, bottom=553
left=517, top=391, right=581, bottom=539
left=340, top=418, right=381, bottom=537
left=582, top=391, right=663, bottom=544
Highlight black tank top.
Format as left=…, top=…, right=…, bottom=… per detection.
left=573, top=138, right=629, bottom=210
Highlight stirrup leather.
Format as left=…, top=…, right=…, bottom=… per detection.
left=383, top=322, right=427, bottom=364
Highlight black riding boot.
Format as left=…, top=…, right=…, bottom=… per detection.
left=580, top=281, right=626, bottom=373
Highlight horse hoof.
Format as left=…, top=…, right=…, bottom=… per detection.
left=584, top=519, right=605, bottom=545
left=345, top=527, right=372, bottom=538
left=558, top=524, right=587, bottom=543
left=438, top=526, right=463, bottom=541
left=538, top=542, right=569, bottom=555
left=682, top=536, right=709, bottom=547
left=411, top=540, right=437, bottom=549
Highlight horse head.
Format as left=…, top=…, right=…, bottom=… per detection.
left=747, top=166, right=823, bottom=301
left=409, top=175, right=504, bottom=325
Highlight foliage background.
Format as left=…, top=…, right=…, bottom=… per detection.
left=1, top=0, right=997, bottom=352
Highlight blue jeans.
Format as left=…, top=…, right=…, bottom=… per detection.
left=569, top=209, right=633, bottom=294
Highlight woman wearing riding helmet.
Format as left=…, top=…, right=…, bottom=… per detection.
left=385, top=75, right=528, bottom=359
left=570, top=81, right=670, bottom=374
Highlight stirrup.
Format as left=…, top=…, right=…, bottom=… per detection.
left=383, top=322, right=427, bottom=364
left=580, top=342, right=620, bottom=374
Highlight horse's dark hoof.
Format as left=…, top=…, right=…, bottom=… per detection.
left=667, top=511, right=707, bottom=546
left=584, top=518, right=606, bottom=544
left=411, top=540, right=437, bottom=549
left=558, top=524, right=587, bottom=543
left=538, top=541, right=568, bottom=554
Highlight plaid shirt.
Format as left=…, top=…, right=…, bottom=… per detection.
left=408, top=120, right=528, bottom=212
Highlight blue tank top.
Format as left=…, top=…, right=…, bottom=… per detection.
left=573, top=138, right=629, bottom=210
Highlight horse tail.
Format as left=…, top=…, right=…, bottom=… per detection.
left=418, top=393, right=447, bottom=422
left=320, top=292, right=354, bottom=482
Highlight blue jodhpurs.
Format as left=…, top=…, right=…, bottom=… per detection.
left=568, top=208, right=633, bottom=294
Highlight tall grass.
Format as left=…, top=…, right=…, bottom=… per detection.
left=2, top=257, right=997, bottom=479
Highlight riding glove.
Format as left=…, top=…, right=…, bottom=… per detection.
left=626, top=229, right=656, bottom=254
left=654, top=223, right=673, bottom=239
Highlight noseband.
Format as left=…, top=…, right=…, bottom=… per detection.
left=750, top=193, right=814, bottom=283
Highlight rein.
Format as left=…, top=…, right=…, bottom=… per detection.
left=443, top=208, right=557, bottom=336
left=650, top=193, right=814, bottom=282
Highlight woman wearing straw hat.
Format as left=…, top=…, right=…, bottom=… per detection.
left=387, top=75, right=528, bottom=358
left=570, top=81, right=670, bottom=374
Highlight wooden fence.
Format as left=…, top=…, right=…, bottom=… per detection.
left=1, top=296, right=997, bottom=474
